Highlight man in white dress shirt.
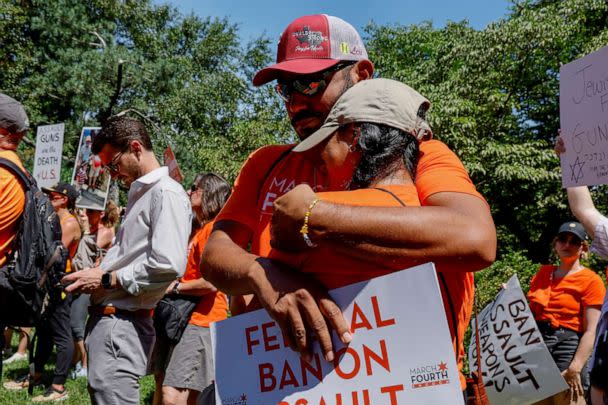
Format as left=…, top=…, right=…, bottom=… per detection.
left=63, top=116, right=191, bottom=405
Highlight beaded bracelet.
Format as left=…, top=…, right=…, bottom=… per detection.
left=300, top=198, right=320, bottom=248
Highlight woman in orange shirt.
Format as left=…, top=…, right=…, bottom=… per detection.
left=528, top=221, right=605, bottom=403
left=151, top=173, right=230, bottom=405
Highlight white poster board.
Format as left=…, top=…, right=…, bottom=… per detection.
left=70, top=127, right=111, bottom=210
left=32, top=123, right=65, bottom=188
left=468, top=275, right=567, bottom=405
left=559, top=45, right=608, bottom=187
left=212, top=263, right=463, bottom=405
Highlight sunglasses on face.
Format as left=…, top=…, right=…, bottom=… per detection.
left=275, top=62, right=355, bottom=102
left=556, top=234, right=583, bottom=246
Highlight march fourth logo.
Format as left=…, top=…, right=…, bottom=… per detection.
left=409, top=361, right=450, bottom=389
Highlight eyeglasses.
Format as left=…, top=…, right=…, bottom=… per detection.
left=275, top=62, right=355, bottom=102
left=104, top=151, right=124, bottom=173
left=556, top=234, right=583, bottom=246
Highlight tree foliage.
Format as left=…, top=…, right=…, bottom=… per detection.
left=2, top=0, right=608, bottom=298
left=0, top=0, right=291, bottom=184
left=365, top=0, right=608, bottom=265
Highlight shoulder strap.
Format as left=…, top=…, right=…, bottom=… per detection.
left=472, top=291, right=484, bottom=380
left=372, top=187, right=406, bottom=206
left=0, top=157, right=31, bottom=189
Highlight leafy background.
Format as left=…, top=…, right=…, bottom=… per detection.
left=1, top=0, right=607, bottom=401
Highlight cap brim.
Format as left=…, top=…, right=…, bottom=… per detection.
left=293, top=124, right=339, bottom=152
left=253, top=59, right=341, bottom=86
left=41, top=186, right=56, bottom=194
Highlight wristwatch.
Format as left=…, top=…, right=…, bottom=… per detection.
left=101, top=272, right=113, bottom=290
left=172, top=281, right=180, bottom=295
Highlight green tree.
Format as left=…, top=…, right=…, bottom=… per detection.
left=366, top=0, right=608, bottom=264
left=0, top=0, right=289, bottom=185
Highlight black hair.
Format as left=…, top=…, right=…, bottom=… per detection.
left=195, top=172, right=231, bottom=223
left=92, top=116, right=153, bottom=154
left=350, top=122, right=419, bottom=189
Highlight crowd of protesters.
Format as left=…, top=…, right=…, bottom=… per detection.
left=0, top=12, right=607, bottom=405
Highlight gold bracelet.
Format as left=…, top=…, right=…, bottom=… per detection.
left=300, top=198, right=319, bottom=248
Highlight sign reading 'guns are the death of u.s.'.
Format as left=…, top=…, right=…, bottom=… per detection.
left=560, top=45, right=608, bottom=187
left=211, top=263, right=464, bottom=405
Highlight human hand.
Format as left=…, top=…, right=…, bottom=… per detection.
left=561, top=367, right=584, bottom=402
left=165, top=280, right=177, bottom=295
left=248, top=258, right=352, bottom=362
left=555, top=131, right=565, bottom=156
left=271, top=184, right=319, bottom=251
left=62, top=267, right=105, bottom=294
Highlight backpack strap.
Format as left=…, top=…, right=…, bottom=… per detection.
left=0, top=157, right=32, bottom=189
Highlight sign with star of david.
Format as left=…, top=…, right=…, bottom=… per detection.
left=559, top=45, right=608, bottom=187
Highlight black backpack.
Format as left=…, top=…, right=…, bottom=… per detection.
left=0, top=157, right=67, bottom=327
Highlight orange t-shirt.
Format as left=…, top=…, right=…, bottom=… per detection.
left=528, top=265, right=606, bottom=333
left=217, top=139, right=485, bottom=258
left=269, top=186, right=421, bottom=286
left=183, top=221, right=228, bottom=327
left=216, top=139, right=483, bottom=389
left=268, top=185, right=472, bottom=389
left=0, top=150, right=26, bottom=267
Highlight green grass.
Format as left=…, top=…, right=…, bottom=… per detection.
left=1, top=335, right=156, bottom=404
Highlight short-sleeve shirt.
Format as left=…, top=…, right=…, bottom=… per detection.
left=215, top=139, right=484, bottom=389
left=528, top=265, right=606, bottom=333
left=217, top=139, right=485, bottom=258
left=0, top=150, right=25, bottom=266
left=183, top=221, right=228, bottom=327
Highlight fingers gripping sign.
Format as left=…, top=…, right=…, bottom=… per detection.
left=250, top=258, right=352, bottom=363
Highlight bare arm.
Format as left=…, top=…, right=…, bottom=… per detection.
left=61, top=217, right=81, bottom=258
left=562, top=306, right=601, bottom=401
left=271, top=185, right=496, bottom=271
left=567, top=187, right=604, bottom=238
left=165, top=278, right=217, bottom=296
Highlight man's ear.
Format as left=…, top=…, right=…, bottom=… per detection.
left=129, top=139, right=143, bottom=157
left=351, top=60, right=374, bottom=84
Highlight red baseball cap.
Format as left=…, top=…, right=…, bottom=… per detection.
left=253, top=14, right=370, bottom=86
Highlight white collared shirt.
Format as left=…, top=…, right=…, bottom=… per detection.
left=93, top=166, right=192, bottom=310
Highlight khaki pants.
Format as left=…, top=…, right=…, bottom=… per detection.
left=85, top=314, right=155, bottom=405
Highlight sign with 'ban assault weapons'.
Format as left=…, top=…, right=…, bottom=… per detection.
left=468, top=275, right=567, bottom=405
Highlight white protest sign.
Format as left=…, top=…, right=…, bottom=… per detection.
left=32, top=123, right=65, bottom=188
left=559, top=45, right=608, bottom=187
left=211, top=263, right=463, bottom=405
left=468, top=275, right=567, bottom=405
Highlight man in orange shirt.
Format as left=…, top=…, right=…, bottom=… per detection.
left=202, top=14, right=496, bottom=388
left=0, top=94, right=29, bottom=369
left=0, top=93, right=28, bottom=267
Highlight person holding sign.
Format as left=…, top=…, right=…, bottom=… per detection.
left=556, top=136, right=608, bottom=405
left=527, top=221, right=605, bottom=404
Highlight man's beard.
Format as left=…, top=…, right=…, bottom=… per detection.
left=290, top=111, right=325, bottom=140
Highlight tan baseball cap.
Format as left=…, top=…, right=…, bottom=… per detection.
left=293, top=78, right=432, bottom=152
